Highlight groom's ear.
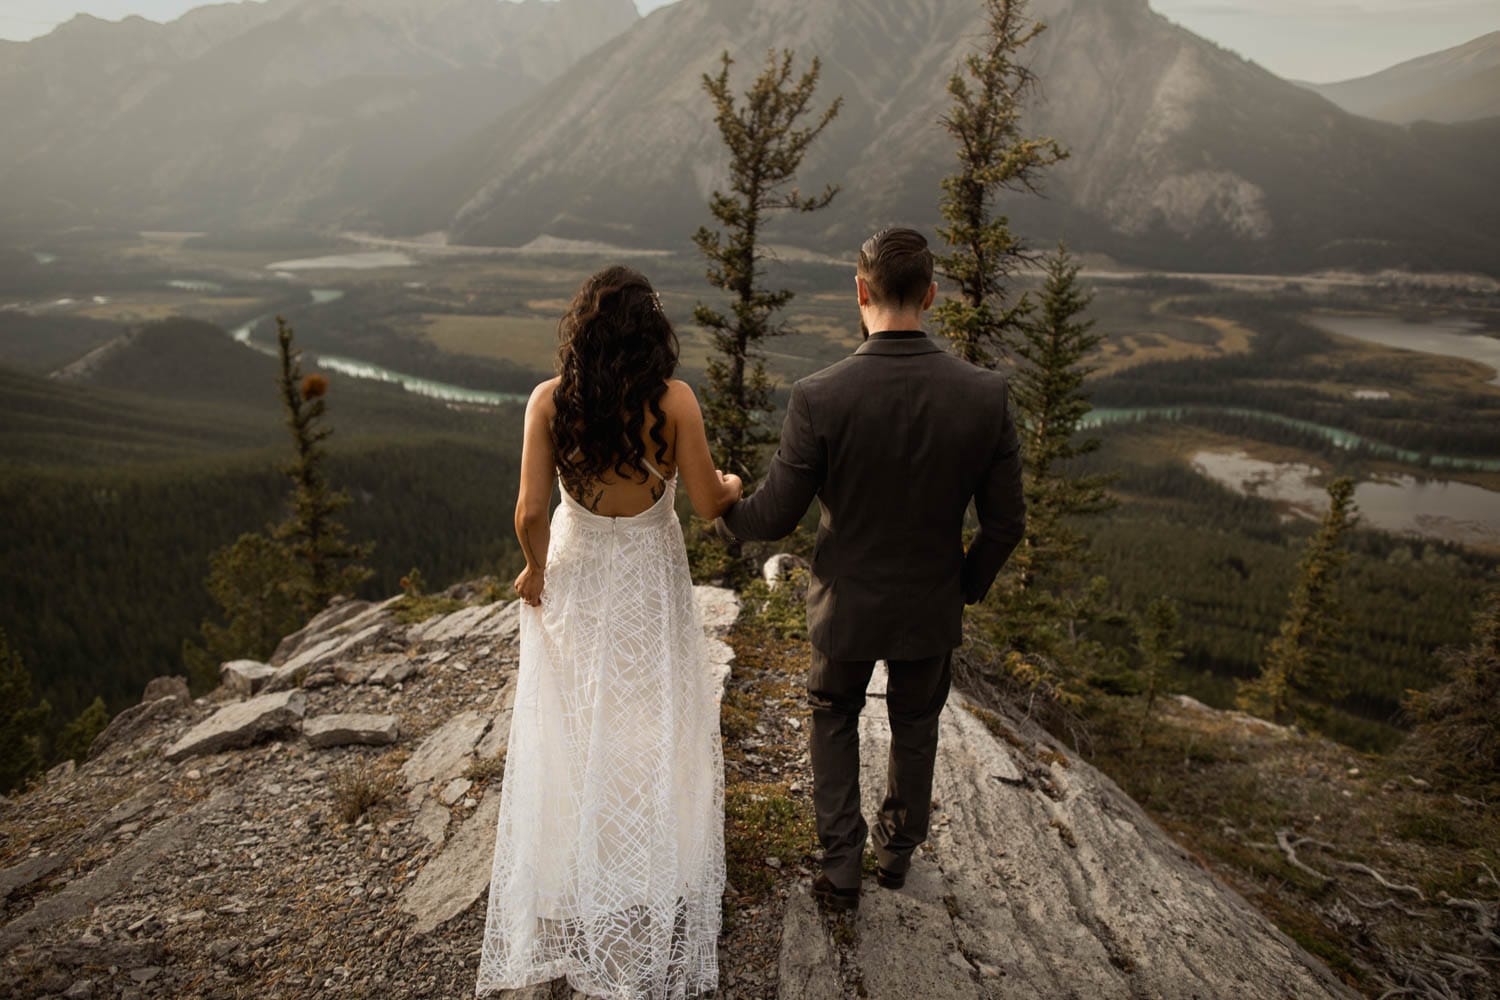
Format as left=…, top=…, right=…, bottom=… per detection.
left=921, top=281, right=937, bottom=311
left=855, top=275, right=872, bottom=308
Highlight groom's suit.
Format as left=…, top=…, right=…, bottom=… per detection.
left=721, top=329, right=1026, bottom=888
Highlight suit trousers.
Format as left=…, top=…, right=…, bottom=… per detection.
left=806, top=645, right=954, bottom=889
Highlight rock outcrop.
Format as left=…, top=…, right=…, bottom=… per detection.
left=0, top=575, right=1355, bottom=999
left=775, top=664, right=1357, bottom=999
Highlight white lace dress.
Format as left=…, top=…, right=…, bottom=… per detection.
left=476, top=466, right=726, bottom=1000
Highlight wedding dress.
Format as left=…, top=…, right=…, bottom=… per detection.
left=476, top=461, right=726, bottom=1000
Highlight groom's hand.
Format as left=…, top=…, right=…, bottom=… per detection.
left=710, top=516, right=739, bottom=545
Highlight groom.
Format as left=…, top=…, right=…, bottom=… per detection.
left=718, top=227, right=1026, bottom=910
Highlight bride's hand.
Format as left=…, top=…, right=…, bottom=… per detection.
left=514, top=565, right=544, bottom=607
left=718, top=470, right=744, bottom=503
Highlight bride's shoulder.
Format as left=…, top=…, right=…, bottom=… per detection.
left=526, top=377, right=562, bottom=414
left=661, top=378, right=699, bottom=411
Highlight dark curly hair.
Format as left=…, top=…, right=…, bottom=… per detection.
left=552, top=266, right=678, bottom=496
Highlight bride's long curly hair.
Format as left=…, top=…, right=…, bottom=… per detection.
left=552, top=266, right=678, bottom=491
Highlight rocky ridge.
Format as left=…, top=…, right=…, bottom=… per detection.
left=0, top=572, right=1356, bottom=998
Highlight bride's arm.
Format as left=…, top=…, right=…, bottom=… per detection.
left=666, top=380, right=742, bottom=519
left=513, top=379, right=559, bottom=606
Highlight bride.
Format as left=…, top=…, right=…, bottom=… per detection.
left=476, top=266, right=742, bottom=1000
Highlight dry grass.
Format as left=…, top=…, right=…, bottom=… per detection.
left=328, top=756, right=398, bottom=824
left=418, top=313, right=560, bottom=370
left=1088, top=309, right=1254, bottom=376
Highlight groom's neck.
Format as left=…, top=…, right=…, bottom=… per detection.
left=860, top=310, right=926, bottom=338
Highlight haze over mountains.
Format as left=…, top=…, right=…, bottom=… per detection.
left=0, top=0, right=637, bottom=232
left=3, top=0, right=1498, bottom=273
left=1303, top=31, right=1500, bottom=125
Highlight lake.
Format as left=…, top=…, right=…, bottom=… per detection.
left=1308, top=313, right=1500, bottom=386
left=1191, top=449, right=1500, bottom=548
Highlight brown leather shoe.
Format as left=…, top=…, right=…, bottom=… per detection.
left=811, top=873, right=860, bottom=911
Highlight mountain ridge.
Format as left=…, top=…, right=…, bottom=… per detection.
left=0, top=0, right=638, bottom=234
left=1301, top=30, right=1500, bottom=124
left=374, top=0, right=1500, bottom=274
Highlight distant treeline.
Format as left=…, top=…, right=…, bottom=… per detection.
left=0, top=433, right=527, bottom=731
left=1080, top=454, right=1496, bottom=751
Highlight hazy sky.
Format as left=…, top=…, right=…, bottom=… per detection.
left=0, top=0, right=1495, bottom=82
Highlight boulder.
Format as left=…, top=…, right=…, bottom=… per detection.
left=163, top=690, right=306, bottom=762
left=140, top=675, right=190, bottom=705
left=694, top=585, right=740, bottom=638
left=302, top=713, right=400, bottom=749
left=399, top=790, right=502, bottom=934
left=367, top=657, right=421, bottom=687
left=263, top=623, right=385, bottom=692
left=88, top=696, right=186, bottom=760
left=762, top=552, right=811, bottom=589
left=399, top=711, right=489, bottom=789
left=774, top=664, right=1357, bottom=1000
left=270, top=595, right=377, bottom=666
left=218, top=660, right=274, bottom=697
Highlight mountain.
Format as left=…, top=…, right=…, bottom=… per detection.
left=0, top=0, right=638, bottom=234
left=376, top=0, right=1500, bottom=274
left=1302, top=31, right=1500, bottom=124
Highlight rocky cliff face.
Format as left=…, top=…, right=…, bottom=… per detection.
left=401, top=0, right=1500, bottom=273
left=0, top=574, right=1353, bottom=999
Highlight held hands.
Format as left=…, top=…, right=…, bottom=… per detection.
left=514, top=564, right=544, bottom=607
left=717, top=470, right=744, bottom=505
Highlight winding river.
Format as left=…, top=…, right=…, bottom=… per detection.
left=228, top=289, right=527, bottom=407
left=1083, top=406, right=1500, bottom=472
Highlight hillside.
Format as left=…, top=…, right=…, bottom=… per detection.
left=1303, top=31, right=1500, bottom=124
left=377, top=0, right=1500, bottom=274
left=0, top=579, right=1378, bottom=999
left=0, top=0, right=638, bottom=234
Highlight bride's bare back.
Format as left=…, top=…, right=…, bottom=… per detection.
left=517, top=376, right=738, bottom=523
left=561, top=403, right=679, bottom=518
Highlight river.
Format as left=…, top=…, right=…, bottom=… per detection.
left=227, top=288, right=526, bottom=407
left=1083, top=406, right=1500, bottom=472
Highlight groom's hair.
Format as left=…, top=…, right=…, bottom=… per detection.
left=857, top=227, right=934, bottom=308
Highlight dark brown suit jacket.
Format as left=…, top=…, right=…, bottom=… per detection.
left=721, top=330, right=1026, bottom=660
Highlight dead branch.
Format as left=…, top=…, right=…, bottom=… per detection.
left=1347, top=891, right=1427, bottom=920
left=1291, top=833, right=1426, bottom=899
left=1439, top=893, right=1500, bottom=949
left=1273, top=829, right=1332, bottom=885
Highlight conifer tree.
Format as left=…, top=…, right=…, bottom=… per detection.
left=1134, top=596, right=1183, bottom=732
left=0, top=629, right=51, bottom=793
left=181, top=532, right=304, bottom=689
left=183, top=318, right=373, bottom=690
left=933, top=0, right=1067, bottom=369
left=1237, top=477, right=1358, bottom=728
left=56, top=695, right=110, bottom=764
left=1003, top=243, right=1114, bottom=651
left=694, top=49, right=841, bottom=482
left=1399, top=582, right=1499, bottom=792
left=269, top=316, right=374, bottom=613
